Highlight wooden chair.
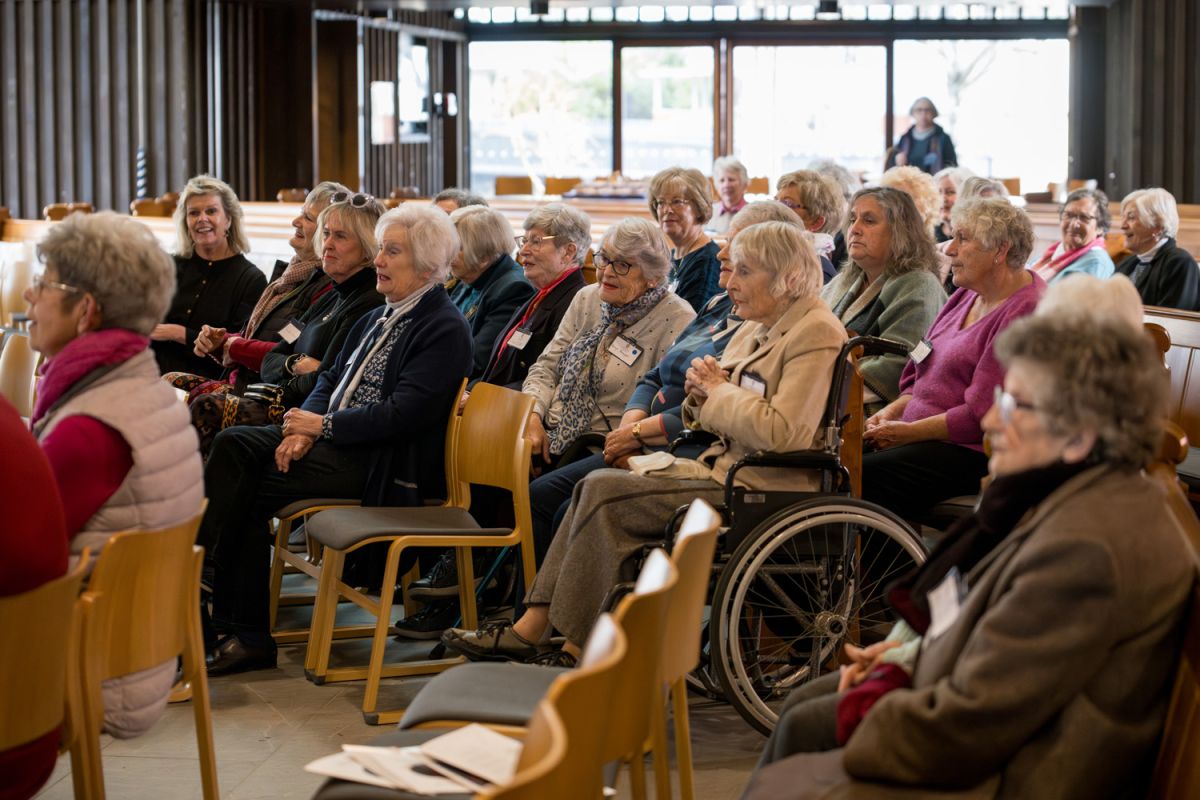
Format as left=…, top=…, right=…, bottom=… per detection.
left=72, top=513, right=218, bottom=800
left=543, top=177, right=582, bottom=196
left=1147, top=321, right=1172, bottom=365
left=581, top=247, right=597, bottom=285
left=158, top=192, right=181, bottom=212
left=389, top=186, right=421, bottom=200
left=302, top=381, right=536, bottom=724
left=480, top=701, right=569, bottom=799
left=276, top=187, right=309, bottom=203
left=748, top=176, right=770, bottom=194
left=129, top=198, right=167, bottom=217
left=1106, top=231, right=1132, bottom=263
left=996, top=177, right=1021, bottom=196
left=494, top=176, right=534, bottom=196
left=43, top=203, right=70, bottom=221
left=0, top=324, right=37, bottom=417
left=0, top=559, right=88, bottom=798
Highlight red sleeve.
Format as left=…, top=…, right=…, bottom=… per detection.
left=227, top=336, right=278, bottom=372
left=41, top=416, right=134, bottom=537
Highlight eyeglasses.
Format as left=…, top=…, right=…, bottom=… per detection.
left=654, top=198, right=691, bottom=210
left=31, top=274, right=83, bottom=296
left=777, top=198, right=804, bottom=211
left=515, top=234, right=557, bottom=248
left=1061, top=211, right=1097, bottom=224
left=592, top=250, right=635, bottom=276
left=993, top=386, right=1038, bottom=425
left=330, top=191, right=375, bottom=208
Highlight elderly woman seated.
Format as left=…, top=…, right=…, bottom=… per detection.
left=150, top=174, right=267, bottom=377
left=1114, top=187, right=1200, bottom=311
left=442, top=221, right=847, bottom=665
left=650, top=166, right=722, bottom=311
left=744, top=313, right=1190, bottom=800
left=445, top=205, right=534, bottom=378
left=774, top=169, right=845, bottom=282
left=708, top=156, right=751, bottom=234
left=198, top=205, right=473, bottom=676
left=861, top=198, right=1043, bottom=521
left=932, top=166, right=974, bottom=243
left=25, top=212, right=203, bottom=737
left=821, top=187, right=945, bottom=412
left=522, top=216, right=695, bottom=473
left=1029, top=187, right=1116, bottom=284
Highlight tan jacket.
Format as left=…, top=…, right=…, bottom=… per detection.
left=682, top=295, right=846, bottom=492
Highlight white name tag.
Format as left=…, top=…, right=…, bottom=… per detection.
left=607, top=336, right=642, bottom=367
left=279, top=319, right=304, bottom=344
left=739, top=372, right=766, bottom=397
left=507, top=328, right=532, bottom=351
left=927, top=568, right=964, bottom=640
left=910, top=338, right=933, bottom=364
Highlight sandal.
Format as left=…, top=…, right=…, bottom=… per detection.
left=441, top=619, right=541, bottom=662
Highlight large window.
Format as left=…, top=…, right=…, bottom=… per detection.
left=893, top=39, right=1070, bottom=192
left=733, top=46, right=887, bottom=184
left=620, top=46, right=714, bottom=178
left=468, top=41, right=613, bottom=195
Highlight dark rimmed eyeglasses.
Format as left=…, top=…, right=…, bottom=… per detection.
left=592, top=250, right=635, bottom=276
left=993, top=386, right=1038, bottom=425
left=331, top=191, right=375, bottom=208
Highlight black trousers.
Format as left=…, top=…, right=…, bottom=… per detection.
left=199, top=424, right=371, bottom=635
left=861, top=440, right=989, bottom=522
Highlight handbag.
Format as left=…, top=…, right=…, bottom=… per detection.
left=190, top=383, right=287, bottom=455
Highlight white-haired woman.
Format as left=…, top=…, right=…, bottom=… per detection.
left=521, top=216, right=696, bottom=474
left=650, top=166, right=722, bottom=311
left=150, top=174, right=267, bottom=378
left=25, top=212, right=203, bottom=737
left=932, top=166, right=974, bottom=243
left=1114, top=187, right=1200, bottom=310
left=199, top=204, right=474, bottom=675
left=444, top=221, right=847, bottom=665
left=447, top=205, right=534, bottom=378
left=709, top=156, right=751, bottom=234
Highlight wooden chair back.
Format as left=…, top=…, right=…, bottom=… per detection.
left=130, top=198, right=167, bottom=217
left=158, top=191, right=181, bottom=211
left=996, top=177, right=1021, bottom=196
left=748, top=176, right=770, bottom=195
left=276, top=187, right=309, bottom=203
left=43, top=203, right=70, bottom=221
left=0, top=327, right=37, bottom=416
left=453, top=381, right=535, bottom=495
left=544, top=177, right=581, bottom=196
left=480, top=702, right=569, bottom=800
left=1106, top=231, right=1132, bottom=263
left=582, top=247, right=597, bottom=285
left=1147, top=322, right=1172, bottom=365
left=495, top=176, right=534, bottom=196
left=661, top=501, right=721, bottom=684
left=0, top=558, right=87, bottom=751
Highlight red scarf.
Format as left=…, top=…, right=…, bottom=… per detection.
left=32, top=329, right=149, bottom=426
left=492, top=267, right=580, bottom=363
left=1030, top=235, right=1106, bottom=281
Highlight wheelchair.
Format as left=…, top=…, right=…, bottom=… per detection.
left=663, top=335, right=929, bottom=735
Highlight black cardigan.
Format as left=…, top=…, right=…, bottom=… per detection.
left=458, top=254, right=535, bottom=378
left=1114, top=238, right=1200, bottom=311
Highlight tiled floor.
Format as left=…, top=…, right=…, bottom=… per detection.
left=35, top=595, right=766, bottom=799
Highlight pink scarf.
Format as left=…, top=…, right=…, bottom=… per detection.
left=1030, top=236, right=1106, bottom=282
left=32, top=329, right=149, bottom=426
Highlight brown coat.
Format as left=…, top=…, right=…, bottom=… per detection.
left=746, top=466, right=1192, bottom=799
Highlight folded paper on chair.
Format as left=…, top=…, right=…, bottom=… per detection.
left=304, top=723, right=522, bottom=795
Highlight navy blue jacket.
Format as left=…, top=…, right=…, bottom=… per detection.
left=456, top=254, right=535, bottom=378
left=670, top=241, right=722, bottom=313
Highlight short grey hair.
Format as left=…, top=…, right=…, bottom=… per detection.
left=730, top=221, right=821, bottom=302
left=432, top=188, right=488, bottom=210
left=598, top=217, right=672, bottom=284
left=173, top=174, right=250, bottom=257
left=775, top=170, right=847, bottom=234
left=730, top=201, right=806, bottom=233
left=1035, top=273, right=1143, bottom=331
left=880, top=166, right=941, bottom=236
left=846, top=187, right=940, bottom=278
left=450, top=205, right=515, bottom=271
left=38, top=211, right=175, bottom=336
left=1121, top=188, right=1179, bottom=239
left=712, top=157, right=749, bottom=184
left=523, top=203, right=592, bottom=266
left=933, top=166, right=974, bottom=193
left=1062, top=187, right=1111, bottom=233
left=305, top=181, right=351, bottom=216
left=649, top=167, right=714, bottom=225
left=909, top=96, right=939, bottom=117
left=313, top=196, right=387, bottom=266
left=995, top=314, right=1167, bottom=469
left=951, top=198, right=1034, bottom=269
left=809, top=159, right=861, bottom=203
left=960, top=176, right=1010, bottom=200
left=376, top=204, right=461, bottom=283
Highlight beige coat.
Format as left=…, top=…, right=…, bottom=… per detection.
left=682, top=294, right=846, bottom=492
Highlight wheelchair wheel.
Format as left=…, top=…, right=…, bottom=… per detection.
left=709, top=496, right=926, bottom=735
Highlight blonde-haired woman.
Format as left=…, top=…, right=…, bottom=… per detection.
left=880, top=165, right=941, bottom=241
left=1114, top=187, right=1200, bottom=310
left=649, top=166, right=722, bottom=311
left=775, top=169, right=847, bottom=281
left=151, top=174, right=266, bottom=377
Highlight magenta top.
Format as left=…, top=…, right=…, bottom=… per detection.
left=899, top=272, right=1045, bottom=451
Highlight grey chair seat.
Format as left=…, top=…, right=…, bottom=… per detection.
left=308, top=506, right=510, bottom=550
left=309, top=729, right=471, bottom=800
left=1177, top=447, right=1200, bottom=493
left=273, top=497, right=359, bottom=519
left=399, top=662, right=566, bottom=730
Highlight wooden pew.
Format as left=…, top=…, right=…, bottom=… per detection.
left=1145, top=307, right=1200, bottom=506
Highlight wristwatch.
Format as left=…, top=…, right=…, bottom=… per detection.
left=285, top=352, right=308, bottom=376
left=632, top=421, right=645, bottom=445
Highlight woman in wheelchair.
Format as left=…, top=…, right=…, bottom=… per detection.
left=860, top=197, right=1044, bottom=522
left=442, top=221, right=847, bottom=665
left=524, top=202, right=802, bottom=562
left=745, top=313, right=1191, bottom=799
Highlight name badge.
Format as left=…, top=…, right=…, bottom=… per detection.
left=607, top=336, right=642, bottom=367
left=278, top=318, right=305, bottom=344
left=507, top=327, right=532, bottom=351
left=739, top=371, right=766, bottom=397
left=927, top=567, right=966, bottom=640
left=910, top=338, right=933, bottom=364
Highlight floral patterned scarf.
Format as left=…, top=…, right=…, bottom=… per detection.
left=242, top=254, right=323, bottom=339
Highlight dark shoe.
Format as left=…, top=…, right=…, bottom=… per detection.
left=525, top=649, right=577, bottom=668
left=408, top=552, right=496, bottom=600
left=441, top=620, right=540, bottom=662
left=206, top=636, right=277, bottom=676
left=393, top=601, right=461, bottom=641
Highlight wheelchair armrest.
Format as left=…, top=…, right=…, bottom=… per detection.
left=723, top=450, right=842, bottom=496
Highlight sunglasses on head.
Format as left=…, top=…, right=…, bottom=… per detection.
left=331, top=191, right=375, bottom=208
